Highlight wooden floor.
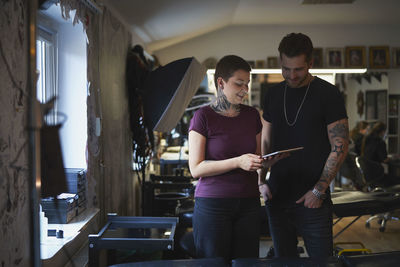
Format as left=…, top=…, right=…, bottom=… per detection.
left=260, top=211, right=400, bottom=257
left=333, top=212, right=400, bottom=253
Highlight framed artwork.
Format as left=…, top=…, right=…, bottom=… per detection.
left=369, top=46, right=390, bottom=68
left=312, top=48, right=323, bottom=68
left=345, top=46, right=366, bottom=68
left=392, top=47, right=400, bottom=68
left=267, top=56, right=279, bottom=68
left=326, top=48, right=344, bottom=68
left=246, top=60, right=255, bottom=68
left=255, top=59, right=265, bottom=68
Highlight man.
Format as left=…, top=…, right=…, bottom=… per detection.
left=258, top=33, right=349, bottom=258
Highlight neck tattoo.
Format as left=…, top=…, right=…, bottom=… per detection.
left=283, top=79, right=311, bottom=127
left=211, top=89, right=240, bottom=116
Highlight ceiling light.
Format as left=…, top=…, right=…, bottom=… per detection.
left=301, top=0, right=355, bottom=4
left=207, top=68, right=367, bottom=75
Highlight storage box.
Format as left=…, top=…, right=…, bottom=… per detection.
left=41, top=193, right=78, bottom=223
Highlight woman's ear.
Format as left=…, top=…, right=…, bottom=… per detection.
left=217, top=77, right=224, bottom=89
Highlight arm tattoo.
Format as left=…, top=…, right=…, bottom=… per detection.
left=316, top=119, right=349, bottom=191
left=329, top=121, right=349, bottom=158
left=333, top=142, right=345, bottom=157
left=329, top=122, right=349, bottom=140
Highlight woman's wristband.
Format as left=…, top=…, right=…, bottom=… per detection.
left=258, top=183, right=266, bottom=186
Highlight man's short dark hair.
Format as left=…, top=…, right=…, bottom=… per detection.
left=278, top=33, right=314, bottom=62
left=214, top=55, right=251, bottom=88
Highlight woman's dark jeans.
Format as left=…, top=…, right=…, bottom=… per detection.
left=266, top=199, right=333, bottom=259
left=193, top=197, right=261, bottom=262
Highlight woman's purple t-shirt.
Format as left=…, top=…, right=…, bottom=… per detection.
left=189, top=104, right=262, bottom=198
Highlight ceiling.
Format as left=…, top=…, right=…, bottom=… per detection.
left=103, top=0, right=400, bottom=52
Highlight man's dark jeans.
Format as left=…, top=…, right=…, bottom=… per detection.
left=193, top=197, right=261, bottom=262
left=266, top=199, right=333, bottom=259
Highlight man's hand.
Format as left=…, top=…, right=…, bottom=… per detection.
left=259, top=183, right=272, bottom=201
left=262, top=152, right=289, bottom=168
left=296, top=190, right=323, bottom=208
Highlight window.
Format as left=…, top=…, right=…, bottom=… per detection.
left=37, top=7, right=90, bottom=262
left=37, top=6, right=87, bottom=169
left=36, top=25, right=58, bottom=125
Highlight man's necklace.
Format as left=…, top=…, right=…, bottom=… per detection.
left=283, top=80, right=311, bottom=127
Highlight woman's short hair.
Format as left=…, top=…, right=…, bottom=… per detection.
left=214, top=55, right=251, bottom=89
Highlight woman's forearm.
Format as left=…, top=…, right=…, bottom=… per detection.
left=190, top=157, right=239, bottom=178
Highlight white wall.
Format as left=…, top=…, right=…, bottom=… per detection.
left=58, top=20, right=87, bottom=168
left=153, top=24, right=400, bottom=65
left=153, top=23, right=400, bottom=130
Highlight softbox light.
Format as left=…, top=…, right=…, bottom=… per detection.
left=142, top=57, right=206, bottom=132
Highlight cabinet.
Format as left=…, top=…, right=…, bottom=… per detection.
left=388, top=94, right=400, bottom=154
left=365, top=90, right=387, bottom=125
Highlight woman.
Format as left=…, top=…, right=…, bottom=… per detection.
left=361, top=121, right=397, bottom=186
left=188, top=55, right=282, bottom=262
left=350, top=120, right=369, bottom=156
left=362, top=121, right=388, bottom=164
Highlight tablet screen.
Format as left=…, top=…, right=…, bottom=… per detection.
left=262, top=147, right=304, bottom=159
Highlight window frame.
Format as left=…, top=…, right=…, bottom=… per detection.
left=36, top=20, right=59, bottom=125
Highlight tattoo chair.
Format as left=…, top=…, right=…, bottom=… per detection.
left=338, top=152, right=367, bottom=191
left=355, top=156, right=400, bottom=232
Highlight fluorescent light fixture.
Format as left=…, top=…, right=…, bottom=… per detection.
left=311, top=69, right=367, bottom=74
left=207, top=68, right=367, bottom=74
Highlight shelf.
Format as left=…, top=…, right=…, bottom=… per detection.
left=41, top=208, right=100, bottom=267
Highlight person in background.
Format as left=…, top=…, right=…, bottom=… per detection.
left=259, top=33, right=349, bottom=259
left=362, top=121, right=388, bottom=164
left=350, top=120, right=370, bottom=156
left=188, top=55, right=284, bottom=262
left=361, top=121, right=399, bottom=187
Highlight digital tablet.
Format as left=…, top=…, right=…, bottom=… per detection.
left=262, top=147, right=304, bottom=159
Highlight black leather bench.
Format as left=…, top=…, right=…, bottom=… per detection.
left=331, top=191, right=400, bottom=218
left=232, top=257, right=343, bottom=267
left=340, top=251, right=400, bottom=267
left=109, top=257, right=228, bottom=267
left=109, top=252, right=400, bottom=267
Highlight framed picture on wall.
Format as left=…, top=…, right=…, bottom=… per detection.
left=267, top=57, right=279, bottom=68
left=326, top=48, right=344, bottom=68
left=247, top=60, right=255, bottom=68
left=312, top=48, right=323, bottom=68
left=392, top=47, right=400, bottom=68
left=369, top=46, right=390, bottom=68
left=255, top=59, right=265, bottom=68
left=345, top=46, right=366, bottom=68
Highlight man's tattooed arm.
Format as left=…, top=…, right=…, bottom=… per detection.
left=315, top=118, right=349, bottom=192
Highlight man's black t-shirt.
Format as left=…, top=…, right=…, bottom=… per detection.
left=263, top=77, right=347, bottom=207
